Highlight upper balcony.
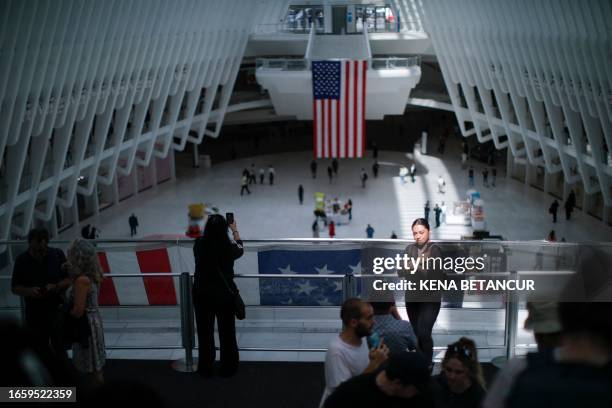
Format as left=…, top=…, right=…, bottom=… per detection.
left=246, top=2, right=433, bottom=58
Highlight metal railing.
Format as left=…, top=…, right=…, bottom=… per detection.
left=371, top=56, right=420, bottom=69
left=2, top=238, right=609, bottom=372
left=256, top=57, right=420, bottom=72
left=256, top=58, right=309, bottom=71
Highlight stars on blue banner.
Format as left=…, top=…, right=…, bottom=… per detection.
left=312, top=60, right=341, bottom=100
left=258, top=249, right=361, bottom=306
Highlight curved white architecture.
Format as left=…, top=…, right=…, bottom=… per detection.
left=419, top=0, right=612, bottom=221
left=1, top=0, right=610, bottom=246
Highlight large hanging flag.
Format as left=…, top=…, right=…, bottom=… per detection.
left=312, top=60, right=367, bottom=158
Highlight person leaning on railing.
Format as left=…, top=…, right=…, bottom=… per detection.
left=192, top=214, right=243, bottom=378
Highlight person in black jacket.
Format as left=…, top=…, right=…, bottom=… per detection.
left=401, top=218, right=444, bottom=369
left=193, top=214, right=243, bottom=378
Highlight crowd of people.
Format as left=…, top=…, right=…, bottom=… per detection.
left=240, top=164, right=276, bottom=195
left=6, top=216, right=612, bottom=407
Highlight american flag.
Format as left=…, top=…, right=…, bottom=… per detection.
left=258, top=249, right=362, bottom=306
left=312, top=60, right=367, bottom=158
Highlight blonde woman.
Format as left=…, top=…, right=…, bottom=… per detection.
left=434, top=337, right=486, bottom=408
left=66, top=239, right=106, bottom=384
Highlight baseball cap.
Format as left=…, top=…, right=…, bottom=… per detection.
left=524, top=302, right=562, bottom=334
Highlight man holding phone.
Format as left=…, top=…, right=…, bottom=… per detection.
left=320, top=298, right=389, bottom=407
left=11, top=228, right=71, bottom=357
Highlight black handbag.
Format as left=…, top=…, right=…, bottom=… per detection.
left=215, top=264, right=246, bottom=320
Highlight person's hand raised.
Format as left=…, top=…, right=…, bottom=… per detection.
left=368, top=338, right=389, bottom=368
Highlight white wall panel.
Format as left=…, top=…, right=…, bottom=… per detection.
left=0, top=0, right=258, bottom=243
left=420, top=0, right=612, bottom=213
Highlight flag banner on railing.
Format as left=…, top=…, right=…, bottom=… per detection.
left=97, top=248, right=177, bottom=306
left=312, top=60, right=367, bottom=158
left=257, top=249, right=361, bottom=306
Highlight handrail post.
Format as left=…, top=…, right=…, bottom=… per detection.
left=172, top=272, right=198, bottom=372
left=342, top=272, right=356, bottom=301
left=504, top=270, right=519, bottom=360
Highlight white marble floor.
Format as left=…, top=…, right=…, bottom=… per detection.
left=63, top=137, right=611, bottom=242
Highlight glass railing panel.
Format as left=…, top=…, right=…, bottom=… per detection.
left=1, top=240, right=610, bottom=356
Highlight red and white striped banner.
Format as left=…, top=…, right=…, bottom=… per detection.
left=98, top=248, right=178, bottom=306
left=312, top=60, right=367, bottom=159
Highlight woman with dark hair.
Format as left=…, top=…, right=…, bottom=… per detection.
left=193, top=214, right=243, bottom=377
left=401, top=218, right=444, bottom=368
left=434, top=337, right=486, bottom=408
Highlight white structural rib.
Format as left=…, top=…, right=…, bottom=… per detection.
left=419, top=0, right=611, bottom=216
left=0, top=0, right=260, bottom=243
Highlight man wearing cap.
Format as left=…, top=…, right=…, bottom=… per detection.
left=483, top=302, right=562, bottom=408
left=324, top=351, right=437, bottom=408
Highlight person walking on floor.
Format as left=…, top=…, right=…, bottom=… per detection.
left=549, top=199, right=559, bottom=223
left=434, top=204, right=442, bottom=228
left=409, top=163, right=416, bottom=183
left=327, top=165, right=333, bottom=184
left=193, top=215, right=244, bottom=378
left=240, top=174, right=250, bottom=195
left=437, top=175, right=446, bottom=194
left=424, top=201, right=430, bottom=221
left=298, top=185, right=304, bottom=205
left=312, top=220, right=320, bottom=238
left=328, top=221, right=336, bottom=238
left=310, top=160, right=317, bottom=179
left=249, top=164, right=257, bottom=185
left=372, top=161, right=379, bottom=178
left=259, top=167, right=265, bottom=184
left=129, top=213, right=139, bottom=237
left=483, top=168, right=489, bottom=187
left=268, top=165, right=275, bottom=185
left=347, top=199, right=353, bottom=220
left=366, top=224, right=374, bottom=239
left=361, top=168, right=368, bottom=188
left=491, top=168, right=497, bottom=186
left=332, top=158, right=339, bottom=176
left=468, top=167, right=474, bottom=186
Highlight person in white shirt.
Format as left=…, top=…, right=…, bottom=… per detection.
left=320, top=298, right=389, bottom=407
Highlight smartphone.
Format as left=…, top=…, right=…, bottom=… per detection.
left=367, top=332, right=381, bottom=349
left=226, top=212, right=234, bottom=225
